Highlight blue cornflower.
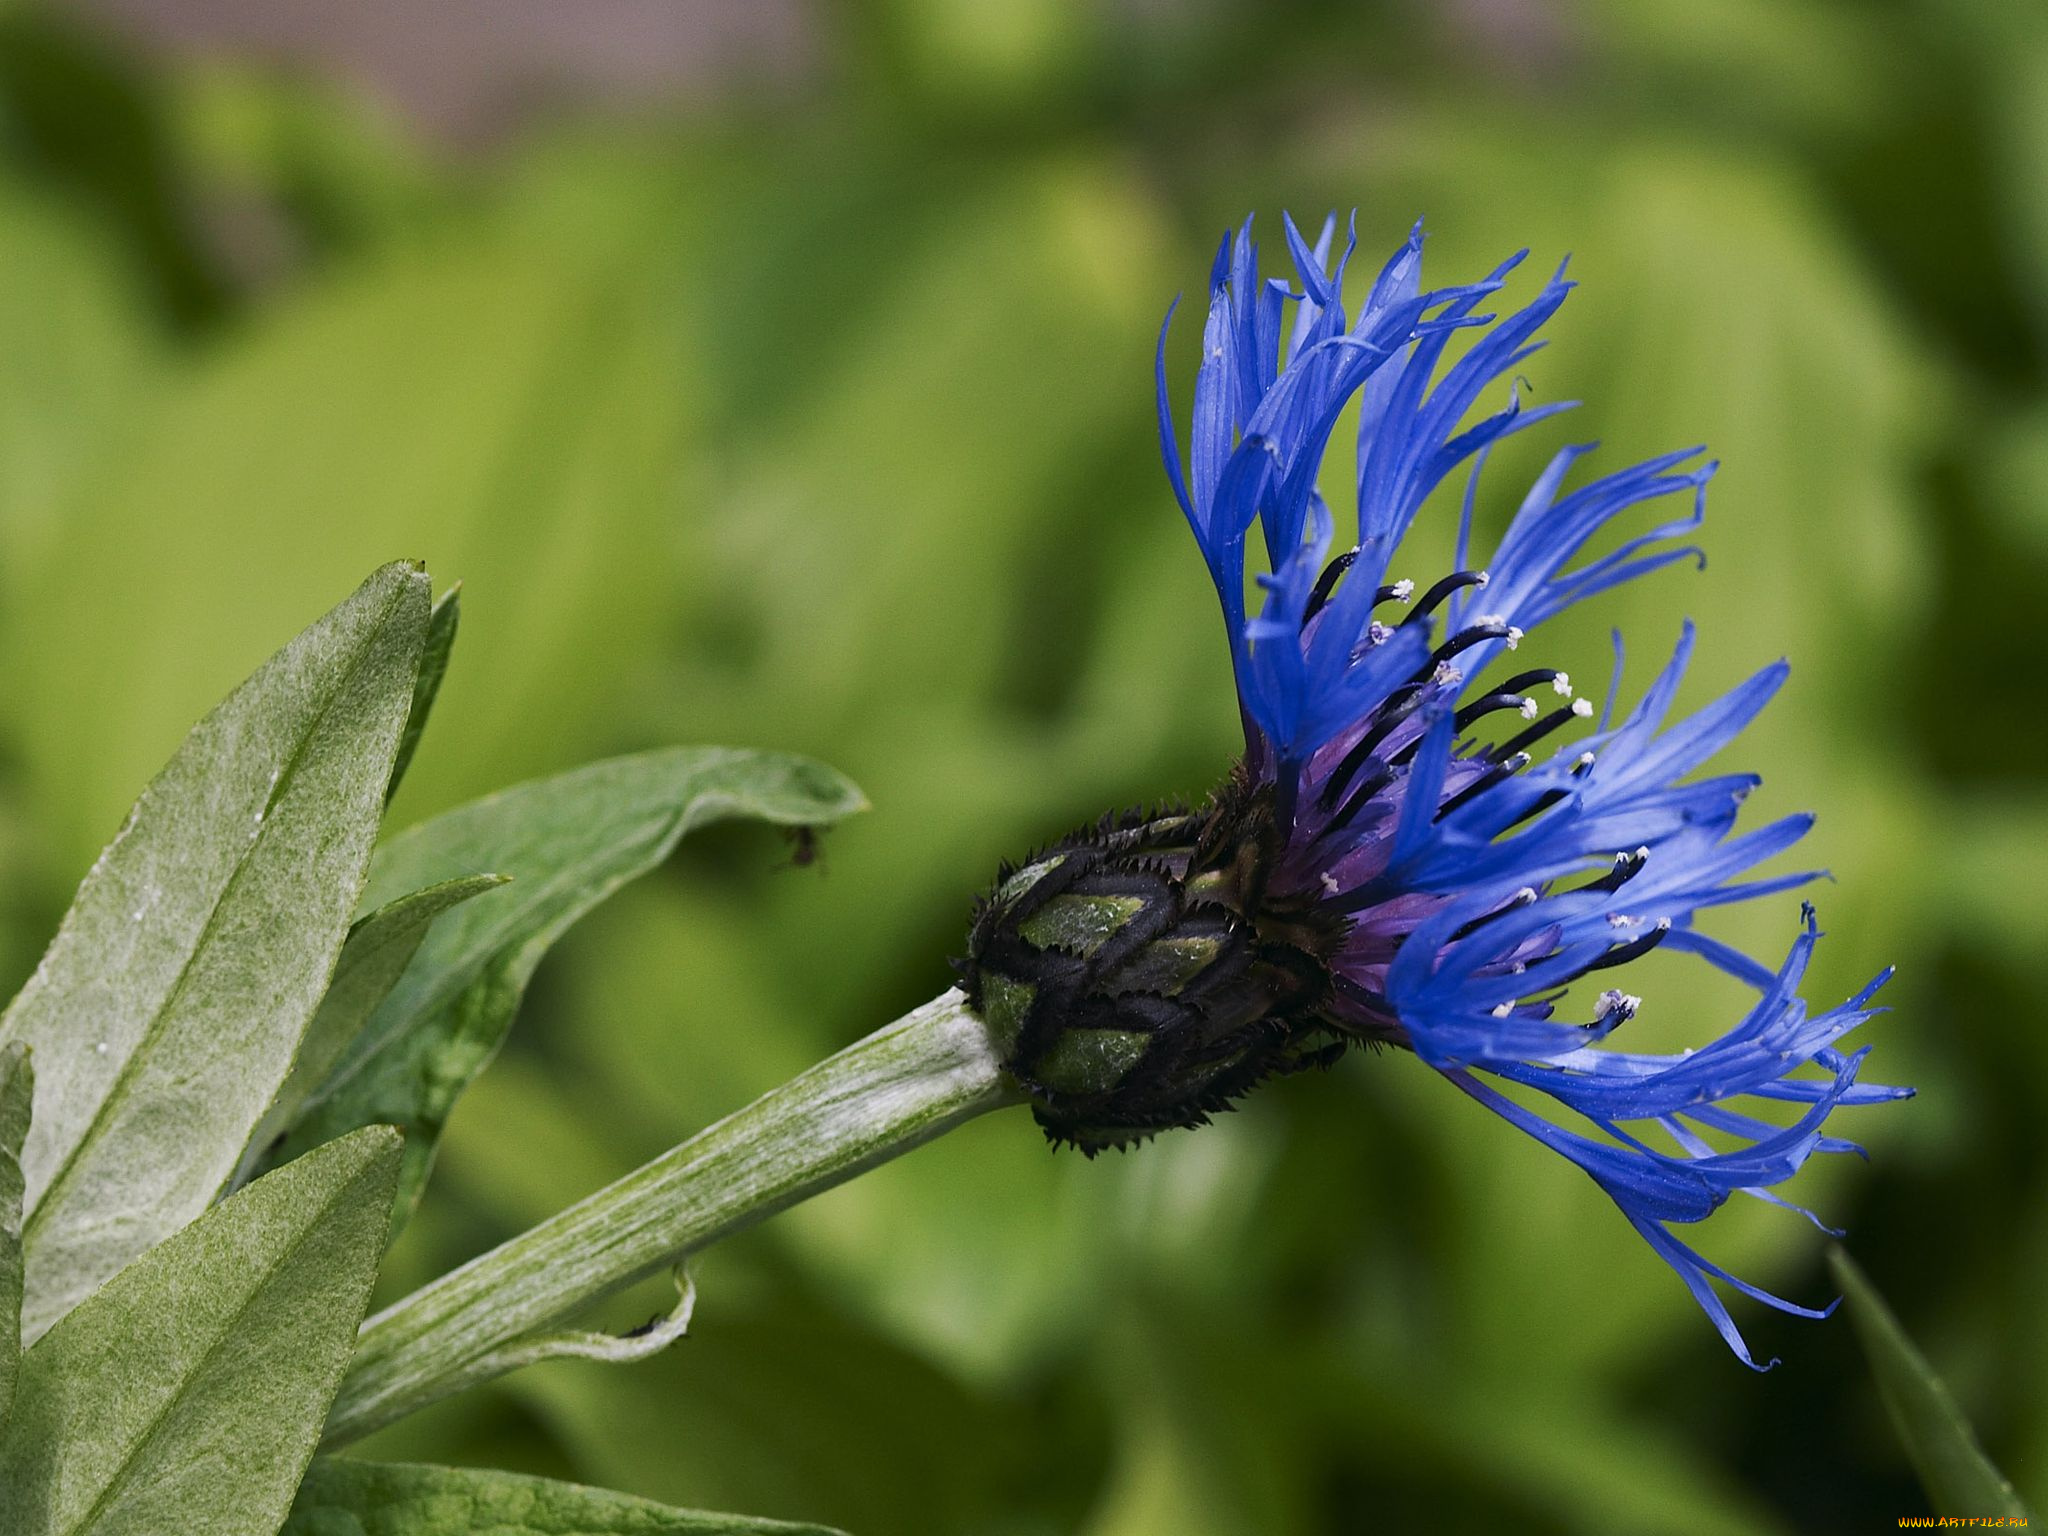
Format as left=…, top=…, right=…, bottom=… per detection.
left=961, top=213, right=1909, bottom=1367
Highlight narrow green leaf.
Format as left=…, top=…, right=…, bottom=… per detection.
left=0, top=1126, right=401, bottom=1536
left=238, top=874, right=509, bottom=1188
left=268, top=747, right=864, bottom=1234
left=387, top=584, right=460, bottom=807
left=284, top=1460, right=847, bottom=1536
left=0, top=1044, right=31, bottom=1430
left=1828, top=1247, right=2034, bottom=1519
left=0, top=563, right=429, bottom=1341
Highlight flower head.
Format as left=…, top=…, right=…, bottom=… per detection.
left=961, top=213, right=1910, bottom=1367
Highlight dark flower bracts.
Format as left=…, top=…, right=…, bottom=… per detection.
left=960, top=214, right=1913, bottom=1366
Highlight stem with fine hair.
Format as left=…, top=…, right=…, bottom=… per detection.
left=324, top=988, right=1015, bottom=1445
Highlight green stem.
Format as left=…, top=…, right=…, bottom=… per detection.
left=324, top=988, right=1015, bottom=1445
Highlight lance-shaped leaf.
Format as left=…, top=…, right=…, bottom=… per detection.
left=0, top=1126, right=401, bottom=1536
left=268, top=747, right=866, bottom=1232
left=0, top=1044, right=30, bottom=1430
left=1828, top=1248, right=2034, bottom=1520
left=0, top=562, right=429, bottom=1341
left=236, top=875, right=509, bottom=1189
left=284, top=1460, right=848, bottom=1536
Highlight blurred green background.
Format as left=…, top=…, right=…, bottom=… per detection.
left=0, top=0, right=2040, bottom=1530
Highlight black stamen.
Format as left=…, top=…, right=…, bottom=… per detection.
left=1582, top=922, right=1671, bottom=973
left=1405, top=622, right=1515, bottom=689
left=1405, top=569, right=1487, bottom=624
left=1303, top=547, right=1360, bottom=625
left=1386, top=697, right=1449, bottom=767
left=1454, top=692, right=1533, bottom=731
left=1501, top=668, right=1564, bottom=695
left=1318, top=688, right=1426, bottom=808
left=1435, top=751, right=1530, bottom=820
left=1491, top=703, right=1585, bottom=761
left=1448, top=885, right=1539, bottom=942
left=1578, top=848, right=1648, bottom=896
left=1498, top=787, right=1569, bottom=833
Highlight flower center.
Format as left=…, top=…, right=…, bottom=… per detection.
left=1276, top=560, right=1668, bottom=1039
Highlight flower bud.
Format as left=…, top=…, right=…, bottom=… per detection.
left=957, top=787, right=1345, bottom=1153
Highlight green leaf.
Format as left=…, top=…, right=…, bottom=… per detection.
left=283, top=1460, right=847, bottom=1535
left=0, top=1044, right=30, bottom=1430
left=387, top=585, right=460, bottom=807
left=238, top=874, right=509, bottom=1188
left=0, top=562, right=429, bottom=1341
left=0, top=1126, right=401, bottom=1536
left=269, top=747, right=866, bottom=1233
left=1828, top=1247, right=2034, bottom=1519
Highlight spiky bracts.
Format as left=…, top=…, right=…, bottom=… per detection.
left=960, top=788, right=1349, bottom=1153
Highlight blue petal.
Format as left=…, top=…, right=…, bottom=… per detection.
left=1421, top=914, right=1895, bottom=1368
left=1152, top=215, right=1908, bottom=1367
